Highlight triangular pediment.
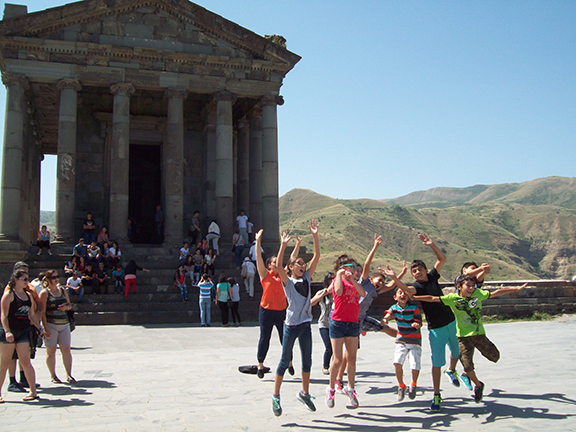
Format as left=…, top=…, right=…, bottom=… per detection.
left=0, top=0, right=300, bottom=68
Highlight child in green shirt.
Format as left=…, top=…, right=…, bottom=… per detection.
left=414, top=275, right=527, bottom=404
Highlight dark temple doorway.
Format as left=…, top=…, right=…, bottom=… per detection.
left=129, top=144, right=162, bottom=244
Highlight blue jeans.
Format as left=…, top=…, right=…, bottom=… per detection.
left=276, top=321, right=312, bottom=376
left=67, top=286, right=84, bottom=303
left=176, top=283, right=187, bottom=301
left=199, top=298, right=211, bottom=325
left=319, top=327, right=333, bottom=369
left=234, top=245, right=245, bottom=267
left=257, top=307, right=286, bottom=364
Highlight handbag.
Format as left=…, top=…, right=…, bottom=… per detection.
left=241, top=265, right=247, bottom=278
left=67, top=310, right=76, bottom=332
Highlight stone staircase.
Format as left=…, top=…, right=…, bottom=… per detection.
left=26, top=242, right=266, bottom=325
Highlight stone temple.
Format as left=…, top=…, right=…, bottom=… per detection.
left=0, top=0, right=300, bottom=251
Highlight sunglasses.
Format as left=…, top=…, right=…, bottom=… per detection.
left=51, top=275, right=59, bottom=279
left=19, top=277, right=29, bottom=281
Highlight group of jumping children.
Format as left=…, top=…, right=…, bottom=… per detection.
left=254, top=221, right=527, bottom=416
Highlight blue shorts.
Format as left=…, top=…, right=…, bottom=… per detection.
left=428, top=320, right=459, bottom=368
left=329, top=318, right=360, bottom=339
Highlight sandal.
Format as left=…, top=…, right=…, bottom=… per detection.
left=67, top=376, right=76, bottom=384
left=0, top=397, right=4, bottom=404
left=51, top=377, right=62, bottom=384
left=23, top=394, right=40, bottom=401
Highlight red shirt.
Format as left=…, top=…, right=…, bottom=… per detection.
left=260, top=271, right=287, bottom=311
left=331, top=279, right=360, bottom=322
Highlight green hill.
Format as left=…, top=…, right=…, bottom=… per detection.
left=279, top=176, right=576, bottom=282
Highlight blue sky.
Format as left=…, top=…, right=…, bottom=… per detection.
left=1, top=0, right=575, bottom=211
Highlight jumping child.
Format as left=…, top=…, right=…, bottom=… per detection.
left=382, top=287, right=422, bottom=402
left=272, top=220, right=320, bottom=416
left=414, top=274, right=527, bottom=403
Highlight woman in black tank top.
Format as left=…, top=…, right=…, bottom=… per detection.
left=0, top=269, right=44, bottom=402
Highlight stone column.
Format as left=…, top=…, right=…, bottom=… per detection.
left=248, top=109, right=263, bottom=231
left=163, top=88, right=188, bottom=244
left=237, top=119, right=250, bottom=217
left=109, top=83, right=134, bottom=241
left=261, top=96, right=283, bottom=242
left=0, top=74, right=28, bottom=240
left=214, top=91, right=237, bottom=241
left=54, top=79, right=81, bottom=242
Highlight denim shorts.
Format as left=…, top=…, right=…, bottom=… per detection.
left=0, top=326, right=31, bottom=344
left=329, top=318, right=360, bottom=339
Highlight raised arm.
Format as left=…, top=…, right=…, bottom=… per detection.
left=490, top=283, right=527, bottom=298
left=379, top=265, right=416, bottom=296
left=381, top=261, right=408, bottom=292
left=290, top=234, right=302, bottom=262
left=307, top=220, right=320, bottom=279
left=419, top=233, right=446, bottom=273
left=276, top=232, right=291, bottom=286
left=254, top=229, right=268, bottom=280
left=361, top=234, right=382, bottom=281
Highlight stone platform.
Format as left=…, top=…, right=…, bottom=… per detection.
left=1, top=316, right=575, bottom=431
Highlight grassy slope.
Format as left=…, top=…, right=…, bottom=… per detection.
left=279, top=177, right=576, bottom=281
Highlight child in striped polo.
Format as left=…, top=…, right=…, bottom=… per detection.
left=382, top=288, right=422, bottom=402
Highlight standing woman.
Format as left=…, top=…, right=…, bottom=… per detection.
left=215, top=274, right=230, bottom=326
left=0, top=269, right=44, bottom=402
left=39, top=270, right=75, bottom=384
left=254, top=229, right=300, bottom=379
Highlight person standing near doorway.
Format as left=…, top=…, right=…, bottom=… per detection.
left=189, top=210, right=201, bottom=247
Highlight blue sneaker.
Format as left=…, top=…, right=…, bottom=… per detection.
left=430, top=393, right=442, bottom=412
left=444, top=369, right=460, bottom=387
left=272, top=395, right=282, bottom=416
left=461, top=373, right=473, bottom=390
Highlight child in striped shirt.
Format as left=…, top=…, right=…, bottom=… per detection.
left=382, top=288, right=422, bottom=402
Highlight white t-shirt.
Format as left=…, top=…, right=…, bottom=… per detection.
left=236, top=215, right=248, bottom=229
left=67, top=277, right=82, bottom=289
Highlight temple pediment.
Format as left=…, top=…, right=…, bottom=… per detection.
left=0, top=0, right=300, bottom=74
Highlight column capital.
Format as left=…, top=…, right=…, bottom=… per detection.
left=57, top=79, right=82, bottom=92
left=164, top=87, right=188, bottom=100
left=1, top=73, right=29, bottom=89
left=261, top=95, right=284, bottom=107
left=214, top=90, right=238, bottom=104
left=110, top=83, right=135, bottom=97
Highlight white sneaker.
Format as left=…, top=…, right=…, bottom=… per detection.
left=397, top=386, right=406, bottom=402
left=343, top=386, right=359, bottom=407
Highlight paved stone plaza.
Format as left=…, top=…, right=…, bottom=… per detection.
left=1, top=315, right=575, bottom=431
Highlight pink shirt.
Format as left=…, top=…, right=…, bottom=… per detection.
left=331, top=279, right=360, bottom=322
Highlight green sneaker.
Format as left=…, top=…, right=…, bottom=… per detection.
left=272, top=395, right=282, bottom=416
left=444, top=369, right=460, bottom=387
left=430, top=393, right=442, bottom=412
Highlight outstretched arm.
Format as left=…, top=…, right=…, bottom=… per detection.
left=276, top=232, right=291, bottom=285
left=311, top=285, right=331, bottom=307
left=490, top=283, right=527, bottom=298
left=412, top=295, right=441, bottom=303
left=379, top=265, right=416, bottom=296
left=419, top=233, right=446, bottom=273
left=307, top=220, right=321, bottom=279
left=362, top=234, right=382, bottom=281
left=255, top=229, right=268, bottom=280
